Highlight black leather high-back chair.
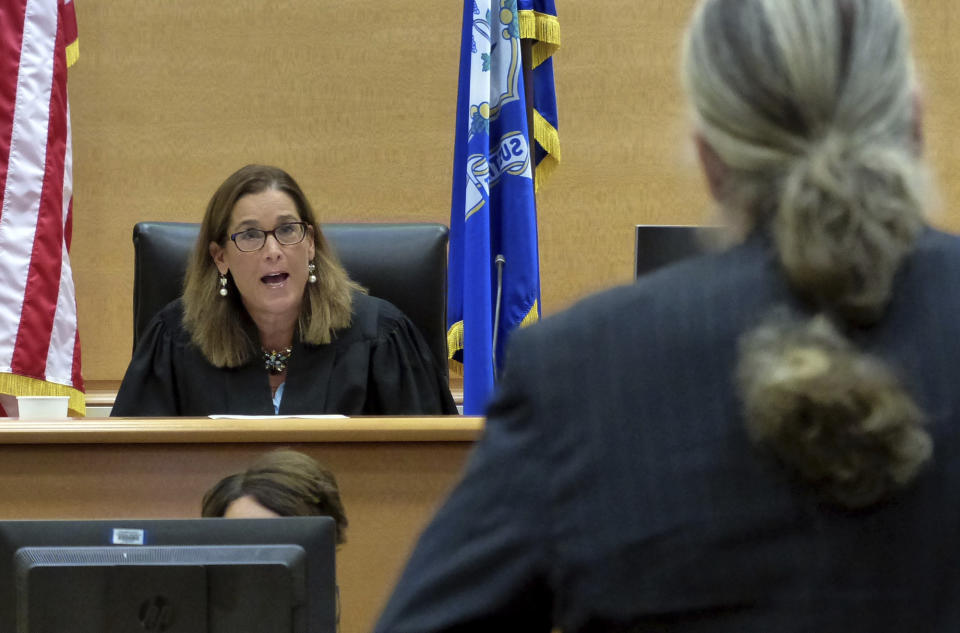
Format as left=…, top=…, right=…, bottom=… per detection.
left=132, top=222, right=450, bottom=379
left=634, top=224, right=720, bottom=278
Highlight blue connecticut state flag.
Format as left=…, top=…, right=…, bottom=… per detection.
left=447, top=0, right=560, bottom=415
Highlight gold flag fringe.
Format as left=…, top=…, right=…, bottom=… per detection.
left=65, top=39, right=79, bottom=68
left=0, top=372, right=86, bottom=416
left=446, top=298, right=539, bottom=372
left=533, top=111, right=560, bottom=191
left=518, top=10, right=560, bottom=68
left=447, top=321, right=465, bottom=360
left=517, top=10, right=562, bottom=191
left=519, top=299, right=539, bottom=328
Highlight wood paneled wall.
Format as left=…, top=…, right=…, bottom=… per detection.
left=68, top=1, right=960, bottom=381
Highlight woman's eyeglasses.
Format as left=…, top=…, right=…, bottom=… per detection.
left=229, top=221, right=308, bottom=252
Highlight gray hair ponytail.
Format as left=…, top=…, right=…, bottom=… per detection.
left=683, top=0, right=931, bottom=507
left=738, top=314, right=931, bottom=508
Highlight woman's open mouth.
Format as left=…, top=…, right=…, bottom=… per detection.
left=261, top=272, right=289, bottom=286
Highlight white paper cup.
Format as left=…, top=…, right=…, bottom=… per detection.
left=16, top=395, right=69, bottom=419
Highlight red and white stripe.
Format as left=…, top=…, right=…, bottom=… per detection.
left=0, top=0, right=82, bottom=392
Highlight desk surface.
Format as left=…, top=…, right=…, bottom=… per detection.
left=0, top=415, right=483, bottom=443
left=0, top=415, right=482, bottom=633
left=83, top=378, right=467, bottom=408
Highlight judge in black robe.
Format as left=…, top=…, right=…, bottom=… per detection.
left=112, top=164, right=456, bottom=418
left=112, top=292, right=457, bottom=416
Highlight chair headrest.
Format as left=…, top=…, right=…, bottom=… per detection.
left=634, top=225, right=719, bottom=279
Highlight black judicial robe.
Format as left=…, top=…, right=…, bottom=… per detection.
left=111, top=293, right=457, bottom=417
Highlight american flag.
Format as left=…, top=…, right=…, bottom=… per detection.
left=0, top=0, right=84, bottom=416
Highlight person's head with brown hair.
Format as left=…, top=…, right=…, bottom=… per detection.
left=683, top=0, right=932, bottom=508
left=202, top=449, right=348, bottom=545
left=182, top=164, right=360, bottom=368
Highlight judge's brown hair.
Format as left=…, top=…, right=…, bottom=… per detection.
left=683, top=0, right=931, bottom=508
left=202, top=449, right=348, bottom=545
left=182, top=164, right=361, bottom=368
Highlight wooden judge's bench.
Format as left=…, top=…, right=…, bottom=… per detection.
left=0, top=415, right=482, bottom=633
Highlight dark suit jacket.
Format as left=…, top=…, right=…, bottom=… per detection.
left=374, top=228, right=960, bottom=632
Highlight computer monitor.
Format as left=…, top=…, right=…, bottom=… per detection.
left=0, top=517, right=336, bottom=633
left=634, top=224, right=720, bottom=278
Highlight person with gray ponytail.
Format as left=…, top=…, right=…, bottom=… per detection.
left=685, top=0, right=933, bottom=509
left=375, top=1, right=960, bottom=631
